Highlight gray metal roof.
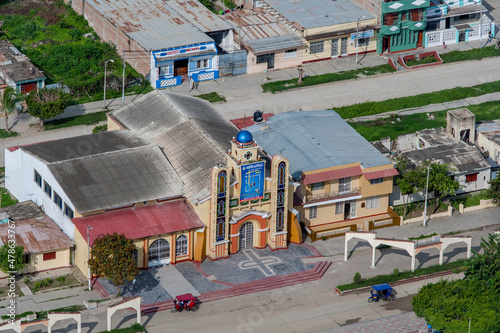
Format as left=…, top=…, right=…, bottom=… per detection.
left=247, top=35, right=304, bottom=54
left=48, top=146, right=183, bottom=213
left=246, top=111, right=392, bottom=179
left=22, top=131, right=151, bottom=164
left=0, top=201, right=45, bottom=221
left=167, top=0, right=232, bottom=32
left=108, top=91, right=239, bottom=201
left=476, top=120, right=500, bottom=145
left=0, top=40, right=45, bottom=83
left=223, top=9, right=304, bottom=54
left=261, top=0, right=375, bottom=29
left=85, top=0, right=213, bottom=50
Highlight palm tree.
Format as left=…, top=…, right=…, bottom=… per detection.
left=1, top=86, right=24, bottom=132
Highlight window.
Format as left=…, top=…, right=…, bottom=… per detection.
left=357, top=38, right=369, bottom=47
left=43, top=252, right=56, bottom=261
left=339, top=177, right=351, bottom=193
left=196, top=59, right=209, bottom=69
left=370, top=178, right=384, bottom=185
left=64, top=203, right=74, bottom=219
left=256, top=54, right=268, bottom=64
left=311, top=182, right=325, bottom=191
left=309, top=206, right=317, bottom=219
left=34, top=170, right=42, bottom=187
left=23, top=254, right=30, bottom=264
left=54, top=192, right=63, bottom=210
left=466, top=173, right=478, bottom=183
left=335, top=202, right=343, bottom=215
left=159, top=66, right=169, bottom=76
left=44, top=181, right=52, bottom=198
left=216, top=219, right=225, bottom=242
left=285, top=49, right=297, bottom=58
left=176, top=235, right=188, bottom=256
left=366, top=196, right=380, bottom=209
left=309, top=41, right=324, bottom=54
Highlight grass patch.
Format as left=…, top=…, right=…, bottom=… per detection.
left=441, top=45, right=500, bottom=63
left=450, top=189, right=490, bottom=210
left=44, top=111, right=108, bottom=131
left=405, top=55, right=439, bottom=67
left=99, top=323, right=147, bottom=333
left=0, top=129, right=19, bottom=139
left=36, top=305, right=84, bottom=320
left=195, top=92, right=226, bottom=103
left=1, top=311, right=35, bottom=320
left=27, top=274, right=82, bottom=293
left=336, top=80, right=500, bottom=119
left=88, top=297, right=111, bottom=304
left=261, top=64, right=395, bottom=93
left=336, top=259, right=466, bottom=292
left=1, top=188, right=18, bottom=208
left=349, top=100, right=500, bottom=142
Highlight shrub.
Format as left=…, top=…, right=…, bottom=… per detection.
left=24, top=276, right=31, bottom=284
left=45, top=278, right=53, bottom=285
left=33, top=281, right=43, bottom=290
left=92, top=124, right=107, bottom=133
left=393, top=268, right=399, bottom=276
left=353, top=272, right=362, bottom=284
left=57, top=276, right=66, bottom=283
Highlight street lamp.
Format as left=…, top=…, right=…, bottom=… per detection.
left=356, top=16, right=366, bottom=65
left=103, top=59, right=114, bottom=109
left=87, top=225, right=93, bottom=290
left=422, top=164, right=431, bottom=227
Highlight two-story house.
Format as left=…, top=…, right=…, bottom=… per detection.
left=247, top=111, right=399, bottom=241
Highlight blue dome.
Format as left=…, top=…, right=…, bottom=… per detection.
left=236, top=130, right=253, bottom=144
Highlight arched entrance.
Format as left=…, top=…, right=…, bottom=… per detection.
left=148, top=239, right=170, bottom=267
left=239, top=222, right=254, bottom=249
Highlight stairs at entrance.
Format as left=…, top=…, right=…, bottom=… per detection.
left=141, top=261, right=331, bottom=314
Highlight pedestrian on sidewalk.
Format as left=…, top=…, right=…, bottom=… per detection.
left=443, top=41, right=446, bottom=50
left=488, top=31, right=492, bottom=44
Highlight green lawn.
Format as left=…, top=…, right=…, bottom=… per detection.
left=349, top=100, right=500, bottom=142
left=336, top=80, right=500, bottom=119
left=0, top=129, right=19, bottom=139
left=195, top=92, right=226, bottom=103
left=44, top=111, right=108, bottom=131
left=440, top=45, right=500, bottom=63
left=337, top=259, right=466, bottom=292
left=1, top=188, right=18, bottom=208
left=261, top=64, right=395, bottom=93
left=99, top=323, right=147, bottom=333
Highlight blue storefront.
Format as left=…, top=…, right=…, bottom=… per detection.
left=152, top=42, right=219, bottom=88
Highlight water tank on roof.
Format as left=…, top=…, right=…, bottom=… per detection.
left=253, top=110, right=263, bottom=123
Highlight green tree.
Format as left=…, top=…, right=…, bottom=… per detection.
left=26, top=88, right=72, bottom=126
left=463, top=232, right=500, bottom=289
left=88, top=233, right=139, bottom=297
left=0, top=244, right=25, bottom=274
left=423, top=162, right=460, bottom=214
left=488, top=175, right=500, bottom=205
left=1, top=86, right=24, bottom=131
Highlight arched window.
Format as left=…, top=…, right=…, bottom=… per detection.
left=278, top=162, right=286, bottom=188
left=218, top=172, right=226, bottom=197
left=217, top=200, right=225, bottom=216
left=216, top=219, right=225, bottom=242
left=176, top=235, right=188, bottom=256
left=278, top=191, right=284, bottom=205
left=277, top=209, right=284, bottom=232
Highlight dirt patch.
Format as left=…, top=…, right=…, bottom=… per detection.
left=0, top=0, right=67, bottom=24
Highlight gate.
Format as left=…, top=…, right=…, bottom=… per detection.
left=331, top=39, right=339, bottom=57
left=219, top=51, right=248, bottom=76
left=239, top=222, right=254, bottom=249
left=341, top=38, right=348, bottom=56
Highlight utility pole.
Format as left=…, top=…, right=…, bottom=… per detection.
left=423, top=164, right=431, bottom=227
left=122, top=50, right=126, bottom=105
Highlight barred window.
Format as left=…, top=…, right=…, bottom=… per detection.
left=358, top=38, right=369, bottom=47
left=309, top=206, right=317, bottom=219
left=370, top=178, right=384, bottom=185
left=335, top=202, right=343, bottom=215
left=366, top=196, right=380, bottom=209
left=176, top=235, right=188, bottom=256
left=309, top=41, right=324, bottom=54
left=311, top=182, right=325, bottom=191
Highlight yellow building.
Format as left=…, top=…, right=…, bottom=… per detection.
left=0, top=202, right=73, bottom=279
left=247, top=111, right=400, bottom=241
left=259, top=0, right=379, bottom=62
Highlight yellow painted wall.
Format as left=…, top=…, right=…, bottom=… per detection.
left=0, top=247, right=72, bottom=279
left=107, top=116, right=123, bottom=131
left=246, top=48, right=304, bottom=74
left=74, top=227, right=88, bottom=281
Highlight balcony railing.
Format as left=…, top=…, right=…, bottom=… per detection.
left=306, top=187, right=361, bottom=204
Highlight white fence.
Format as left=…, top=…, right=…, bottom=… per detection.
left=426, top=28, right=458, bottom=47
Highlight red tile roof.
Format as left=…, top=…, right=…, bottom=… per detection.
left=363, top=168, right=399, bottom=180
left=230, top=113, right=274, bottom=130
left=302, top=166, right=363, bottom=185
left=73, top=199, right=204, bottom=244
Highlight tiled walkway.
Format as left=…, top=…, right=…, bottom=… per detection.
left=329, top=312, right=428, bottom=333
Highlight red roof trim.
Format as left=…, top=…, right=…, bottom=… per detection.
left=363, top=168, right=399, bottom=180
left=302, top=166, right=363, bottom=185
left=73, top=199, right=204, bottom=244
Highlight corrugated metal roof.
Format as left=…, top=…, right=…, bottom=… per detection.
left=73, top=199, right=204, bottom=244
left=108, top=91, right=239, bottom=201
left=223, top=9, right=304, bottom=53
left=168, top=0, right=232, bottom=32
left=0, top=217, right=73, bottom=254
left=302, top=165, right=363, bottom=185
left=477, top=120, right=500, bottom=145
left=261, top=0, right=375, bottom=29
left=0, top=201, right=45, bottom=221
left=85, top=0, right=213, bottom=50
left=247, top=111, right=392, bottom=180
left=48, top=146, right=183, bottom=213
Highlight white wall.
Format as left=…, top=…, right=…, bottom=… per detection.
left=5, top=148, right=76, bottom=239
